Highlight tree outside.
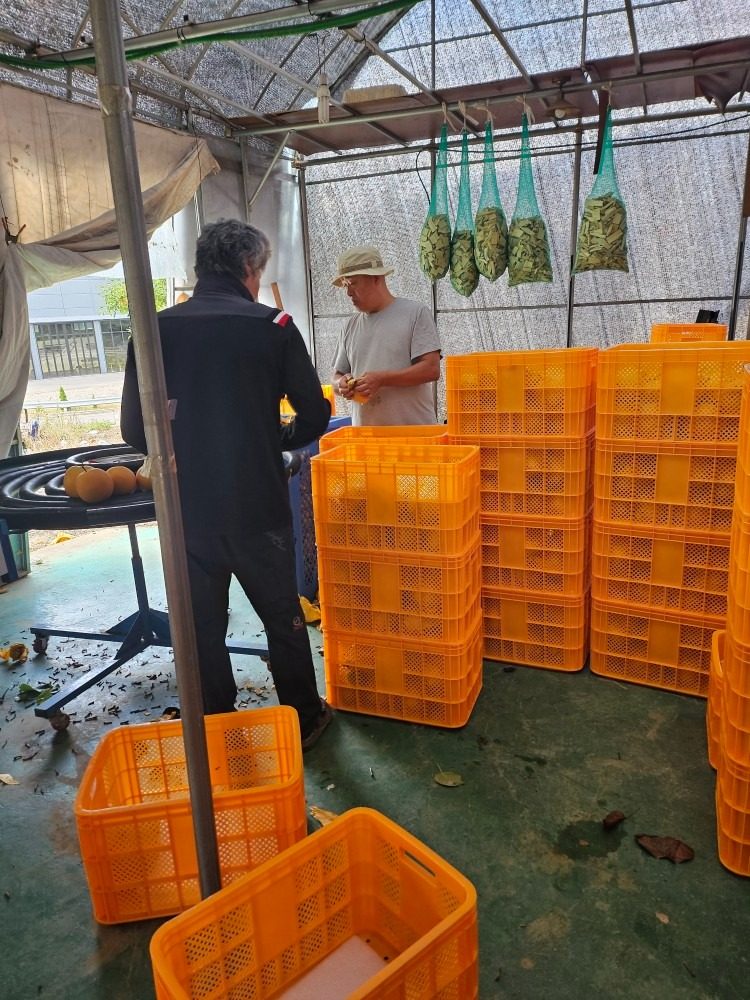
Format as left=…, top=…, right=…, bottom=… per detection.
left=100, top=277, right=167, bottom=315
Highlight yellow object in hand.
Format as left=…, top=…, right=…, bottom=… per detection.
left=347, top=377, right=369, bottom=405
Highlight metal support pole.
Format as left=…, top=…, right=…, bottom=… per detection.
left=297, top=166, right=317, bottom=364
left=245, top=132, right=291, bottom=218
left=566, top=125, right=584, bottom=348
left=728, top=132, right=750, bottom=340
left=90, top=0, right=221, bottom=897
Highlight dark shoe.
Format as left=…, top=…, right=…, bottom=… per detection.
left=301, top=699, right=333, bottom=751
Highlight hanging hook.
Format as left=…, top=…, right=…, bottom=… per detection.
left=458, top=100, right=468, bottom=130
left=442, top=101, right=449, bottom=125
left=515, top=94, right=535, bottom=125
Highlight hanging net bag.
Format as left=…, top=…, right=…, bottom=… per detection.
left=573, top=107, right=628, bottom=273
left=418, top=124, right=451, bottom=281
left=450, top=129, right=479, bottom=297
left=508, top=113, right=552, bottom=286
left=474, top=120, right=508, bottom=280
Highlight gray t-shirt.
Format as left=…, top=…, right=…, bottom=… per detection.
left=333, top=297, right=441, bottom=426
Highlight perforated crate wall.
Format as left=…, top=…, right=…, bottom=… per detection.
left=452, top=435, right=593, bottom=518
left=650, top=323, right=728, bottom=343
left=594, top=442, right=737, bottom=534
left=727, top=513, right=750, bottom=646
left=708, top=630, right=724, bottom=770
left=482, top=589, right=589, bottom=671
left=596, top=342, right=750, bottom=444
left=592, top=523, right=730, bottom=618
left=481, top=515, right=590, bottom=595
left=716, top=753, right=750, bottom=876
left=589, top=599, right=720, bottom=697
left=150, top=808, right=479, bottom=999
left=319, top=423, right=448, bottom=453
left=318, top=542, right=481, bottom=643
left=75, top=708, right=306, bottom=924
left=312, top=442, right=480, bottom=556
left=446, top=348, right=596, bottom=438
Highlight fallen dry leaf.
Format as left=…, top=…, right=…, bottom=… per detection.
left=636, top=834, right=694, bottom=863
left=0, top=773, right=19, bottom=785
left=656, top=912, right=670, bottom=924
left=434, top=770, right=464, bottom=787
left=309, top=805, right=339, bottom=827
left=603, top=810, right=626, bottom=830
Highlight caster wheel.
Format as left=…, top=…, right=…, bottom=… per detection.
left=33, top=636, right=49, bottom=654
left=49, top=711, right=70, bottom=732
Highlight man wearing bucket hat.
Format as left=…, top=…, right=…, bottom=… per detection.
left=331, top=245, right=441, bottom=426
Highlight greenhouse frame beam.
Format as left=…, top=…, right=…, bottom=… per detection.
left=237, top=56, right=750, bottom=140
left=467, top=0, right=534, bottom=90
left=622, top=0, right=648, bottom=113
left=224, top=39, right=408, bottom=149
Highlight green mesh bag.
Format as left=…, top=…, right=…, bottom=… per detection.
left=474, top=121, right=508, bottom=280
left=450, top=129, right=479, bottom=297
left=508, top=114, right=552, bottom=287
left=574, top=107, right=628, bottom=273
left=419, top=124, right=451, bottom=280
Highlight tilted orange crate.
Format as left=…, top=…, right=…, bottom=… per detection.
left=319, top=423, right=448, bottom=453
left=596, top=342, right=750, bottom=444
left=311, top=442, right=479, bottom=556
left=446, top=348, right=597, bottom=438
left=592, top=522, right=729, bottom=618
left=482, top=588, right=589, bottom=672
left=651, top=323, right=728, bottom=343
left=594, top=440, right=736, bottom=534
left=708, top=631, right=725, bottom=770
left=481, top=514, right=590, bottom=595
left=75, top=708, right=306, bottom=924
left=590, top=599, right=721, bottom=697
left=150, top=808, right=479, bottom=1000
left=452, top=434, right=593, bottom=518
left=318, top=542, right=481, bottom=644
left=325, top=619, right=484, bottom=728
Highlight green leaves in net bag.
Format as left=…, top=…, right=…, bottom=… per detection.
left=419, top=124, right=451, bottom=280
left=474, top=121, right=508, bottom=280
left=450, top=129, right=479, bottom=297
left=574, top=107, right=628, bottom=273
left=508, top=113, right=552, bottom=287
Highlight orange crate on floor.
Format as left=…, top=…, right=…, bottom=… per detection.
left=728, top=510, right=750, bottom=645
left=319, top=424, right=448, bottom=453
left=312, top=442, right=479, bottom=556
left=708, top=631, right=725, bottom=770
left=482, top=588, right=589, bottom=672
left=590, top=599, right=720, bottom=697
left=592, top=522, right=729, bottom=618
left=594, top=441, right=736, bottom=534
left=75, top=708, right=306, bottom=925
left=150, top=808, right=479, bottom=999
left=481, top=514, right=590, bottom=595
left=716, top=753, right=750, bottom=876
left=325, top=620, right=483, bottom=728
left=722, top=632, right=750, bottom=699
left=446, top=348, right=596, bottom=438
left=451, top=435, right=593, bottom=518
left=318, top=543, right=481, bottom=644
left=651, top=323, right=728, bottom=342
left=596, top=342, right=750, bottom=444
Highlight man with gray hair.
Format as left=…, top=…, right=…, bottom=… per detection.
left=121, top=219, right=333, bottom=750
left=331, top=245, right=441, bottom=425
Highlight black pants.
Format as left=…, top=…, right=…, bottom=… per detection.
left=184, top=524, right=322, bottom=737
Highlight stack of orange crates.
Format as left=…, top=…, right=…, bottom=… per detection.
left=446, top=349, right=597, bottom=672
left=591, top=342, right=750, bottom=697
left=311, top=440, right=482, bottom=727
left=712, top=372, right=750, bottom=876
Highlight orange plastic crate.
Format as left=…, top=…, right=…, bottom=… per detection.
left=75, top=708, right=306, bottom=924
left=594, top=441, right=736, bottom=534
left=452, top=435, right=593, bottom=518
left=590, top=599, right=719, bottom=697
left=715, top=810, right=750, bottom=877
left=481, top=514, right=590, bottom=595
left=318, top=542, right=481, bottom=643
left=482, top=588, right=589, bottom=671
left=708, top=631, right=725, bottom=770
left=312, top=443, right=479, bottom=556
left=446, top=348, right=597, bottom=438
left=716, top=753, right=750, bottom=876
left=722, top=632, right=750, bottom=699
left=592, top=523, right=729, bottom=618
left=596, top=342, right=750, bottom=443
left=150, top=808, right=479, bottom=999
left=319, top=424, right=448, bottom=453
left=651, top=323, right=728, bottom=342
left=728, top=510, right=750, bottom=645
left=325, top=620, right=483, bottom=727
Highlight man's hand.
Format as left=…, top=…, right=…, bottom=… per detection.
left=353, top=371, right=385, bottom=398
left=337, top=375, right=356, bottom=400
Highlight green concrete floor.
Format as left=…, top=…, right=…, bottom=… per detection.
left=0, top=525, right=747, bottom=1000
